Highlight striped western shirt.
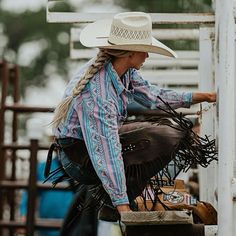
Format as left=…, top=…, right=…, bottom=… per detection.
left=54, top=59, right=192, bottom=206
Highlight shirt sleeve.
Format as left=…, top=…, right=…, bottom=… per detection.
left=76, top=95, right=129, bottom=207
left=130, top=69, right=193, bottom=109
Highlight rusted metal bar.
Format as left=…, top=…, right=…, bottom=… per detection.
left=0, top=61, right=9, bottom=236
left=0, top=221, right=25, bottom=228
left=0, top=218, right=62, bottom=229
left=35, top=219, right=62, bottom=229
left=25, top=139, right=38, bottom=236
left=0, top=61, right=8, bottom=180
left=0, top=62, right=65, bottom=235
left=9, top=65, right=20, bottom=236
left=0, top=180, right=70, bottom=190
left=1, top=144, right=49, bottom=150
left=4, top=104, right=54, bottom=113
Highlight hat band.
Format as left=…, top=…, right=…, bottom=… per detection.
left=109, top=25, right=152, bottom=44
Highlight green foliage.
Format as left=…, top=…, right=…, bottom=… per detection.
left=113, top=0, right=213, bottom=13
left=0, top=3, right=73, bottom=95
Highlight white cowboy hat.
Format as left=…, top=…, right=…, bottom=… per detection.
left=80, top=12, right=177, bottom=58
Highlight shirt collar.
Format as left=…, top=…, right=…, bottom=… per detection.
left=106, top=61, right=126, bottom=96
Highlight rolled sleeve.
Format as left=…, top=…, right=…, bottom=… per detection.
left=131, top=69, right=193, bottom=109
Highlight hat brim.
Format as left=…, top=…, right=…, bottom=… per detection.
left=80, top=19, right=177, bottom=58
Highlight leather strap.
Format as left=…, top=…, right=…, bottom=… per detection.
left=44, top=142, right=61, bottom=178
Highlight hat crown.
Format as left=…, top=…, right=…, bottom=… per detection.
left=108, top=12, right=152, bottom=45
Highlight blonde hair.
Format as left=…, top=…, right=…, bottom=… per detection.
left=51, top=49, right=131, bottom=128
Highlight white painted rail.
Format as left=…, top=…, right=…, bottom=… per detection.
left=47, top=0, right=215, bottom=24
left=215, top=0, right=236, bottom=236
left=140, top=69, right=198, bottom=86
left=198, top=27, right=218, bottom=208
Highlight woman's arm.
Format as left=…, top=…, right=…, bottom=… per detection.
left=192, top=92, right=216, bottom=104
left=131, top=70, right=216, bottom=108
left=116, top=204, right=131, bottom=213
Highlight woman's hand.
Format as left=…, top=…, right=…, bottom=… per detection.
left=116, top=204, right=132, bottom=214
left=192, top=92, right=216, bottom=104
left=206, top=92, right=216, bottom=102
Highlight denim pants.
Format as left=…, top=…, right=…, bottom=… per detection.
left=56, top=138, right=100, bottom=185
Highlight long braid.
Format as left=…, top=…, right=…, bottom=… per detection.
left=72, top=50, right=111, bottom=97
left=51, top=49, right=110, bottom=128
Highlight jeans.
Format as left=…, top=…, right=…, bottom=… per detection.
left=57, top=138, right=100, bottom=185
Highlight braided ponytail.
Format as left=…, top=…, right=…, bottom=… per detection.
left=51, top=49, right=110, bottom=128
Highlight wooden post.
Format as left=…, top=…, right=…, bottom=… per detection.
left=0, top=61, right=9, bottom=236
left=215, top=0, right=236, bottom=236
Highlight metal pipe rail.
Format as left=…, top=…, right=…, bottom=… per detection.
left=0, top=219, right=62, bottom=229
left=1, top=143, right=49, bottom=150
left=0, top=181, right=69, bottom=190
left=4, top=104, right=54, bottom=113
left=0, top=61, right=64, bottom=236
left=0, top=139, right=68, bottom=235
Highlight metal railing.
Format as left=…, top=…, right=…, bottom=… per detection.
left=0, top=61, right=65, bottom=236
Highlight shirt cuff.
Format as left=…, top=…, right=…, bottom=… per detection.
left=182, top=92, right=193, bottom=108
left=109, top=192, right=129, bottom=207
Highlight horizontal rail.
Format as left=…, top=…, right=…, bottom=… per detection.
left=141, top=69, right=199, bottom=85
left=0, top=221, right=24, bottom=228
left=3, top=103, right=200, bottom=119
left=0, top=219, right=62, bottom=229
left=0, top=180, right=70, bottom=190
left=36, top=219, right=62, bottom=229
left=47, top=10, right=215, bottom=24
left=70, top=49, right=199, bottom=70
left=128, top=104, right=200, bottom=116
left=70, top=27, right=200, bottom=41
left=4, top=104, right=54, bottom=113
left=70, top=47, right=199, bottom=60
left=1, top=143, right=49, bottom=150
left=143, top=59, right=199, bottom=68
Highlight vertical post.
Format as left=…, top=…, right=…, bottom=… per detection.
left=234, top=32, right=236, bottom=236
left=26, top=139, right=38, bottom=236
left=198, top=26, right=218, bottom=207
left=11, top=65, right=20, bottom=180
left=215, top=0, right=236, bottom=236
left=0, top=61, right=8, bottom=181
left=9, top=65, right=20, bottom=236
left=0, top=62, right=9, bottom=236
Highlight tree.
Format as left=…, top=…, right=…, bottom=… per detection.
left=113, top=0, right=213, bottom=13
left=0, top=2, right=74, bottom=94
